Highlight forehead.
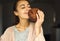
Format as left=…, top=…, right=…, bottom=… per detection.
left=17, top=1, right=29, bottom=6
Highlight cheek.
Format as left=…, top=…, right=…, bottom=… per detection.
left=17, top=9, right=26, bottom=17
left=18, top=10, right=25, bottom=17
left=20, top=9, right=25, bottom=13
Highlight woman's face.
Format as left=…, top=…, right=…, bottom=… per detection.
left=14, top=1, right=31, bottom=19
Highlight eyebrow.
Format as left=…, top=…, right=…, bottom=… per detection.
left=20, top=4, right=25, bottom=7
left=20, top=4, right=30, bottom=7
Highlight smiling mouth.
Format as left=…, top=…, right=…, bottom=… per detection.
left=25, top=13, right=28, bottom=14
left=24, top=12, right=29, bottom=14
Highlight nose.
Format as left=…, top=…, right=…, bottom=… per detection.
left=26, top=7, right=31, bottom=11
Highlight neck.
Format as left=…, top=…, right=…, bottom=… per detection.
left=16, top=18, right=30, bottom=32
left=20, top=18, right=29, bottom=27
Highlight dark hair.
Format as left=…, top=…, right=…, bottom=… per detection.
left=13, top=0, right=30, bottom=11
left=13, top=0, right=18, bottom=11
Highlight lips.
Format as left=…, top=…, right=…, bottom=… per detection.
left=24, top=11, right=29, bottom=14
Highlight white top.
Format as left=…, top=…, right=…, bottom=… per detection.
left=14, top=26, right=29, bottom=41
left=1, top=22, right=46, bottom=41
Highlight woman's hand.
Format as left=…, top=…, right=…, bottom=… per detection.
left=34, top=9, right=44, bottom=36
left=35, top=9, right=44, bottom=27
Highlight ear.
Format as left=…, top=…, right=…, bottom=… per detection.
left=14, top=11, right=18, bottom=16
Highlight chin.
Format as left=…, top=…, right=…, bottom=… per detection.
left=26, top=17, right=29, bottom=19
left=23, top=17, right=29, bottom=19
left=25, top=16, right=29, bottom=19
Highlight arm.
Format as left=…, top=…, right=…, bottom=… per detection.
left=0, top=27, right=13, bottom=41
left=34, top=9, right=45, bottom=41
left=35, top=9, right=44, bottom=36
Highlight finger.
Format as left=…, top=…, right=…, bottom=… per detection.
left=38, top=10, right=44, bottom=19
left=36, top=14, right=40, bottom=19
left=37, top=12, right=40, bottom=18
left=38, top=10, right=44, bottom=22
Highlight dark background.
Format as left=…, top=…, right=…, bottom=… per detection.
left=0, top=0, right=60, bottom=41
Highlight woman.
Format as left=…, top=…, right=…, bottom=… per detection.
left=0, top=0, right=45, bottom=41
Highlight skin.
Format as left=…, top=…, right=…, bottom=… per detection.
left=14, top=0, right=44, bottom=36
left=14, top=1, right=31, bottom=31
